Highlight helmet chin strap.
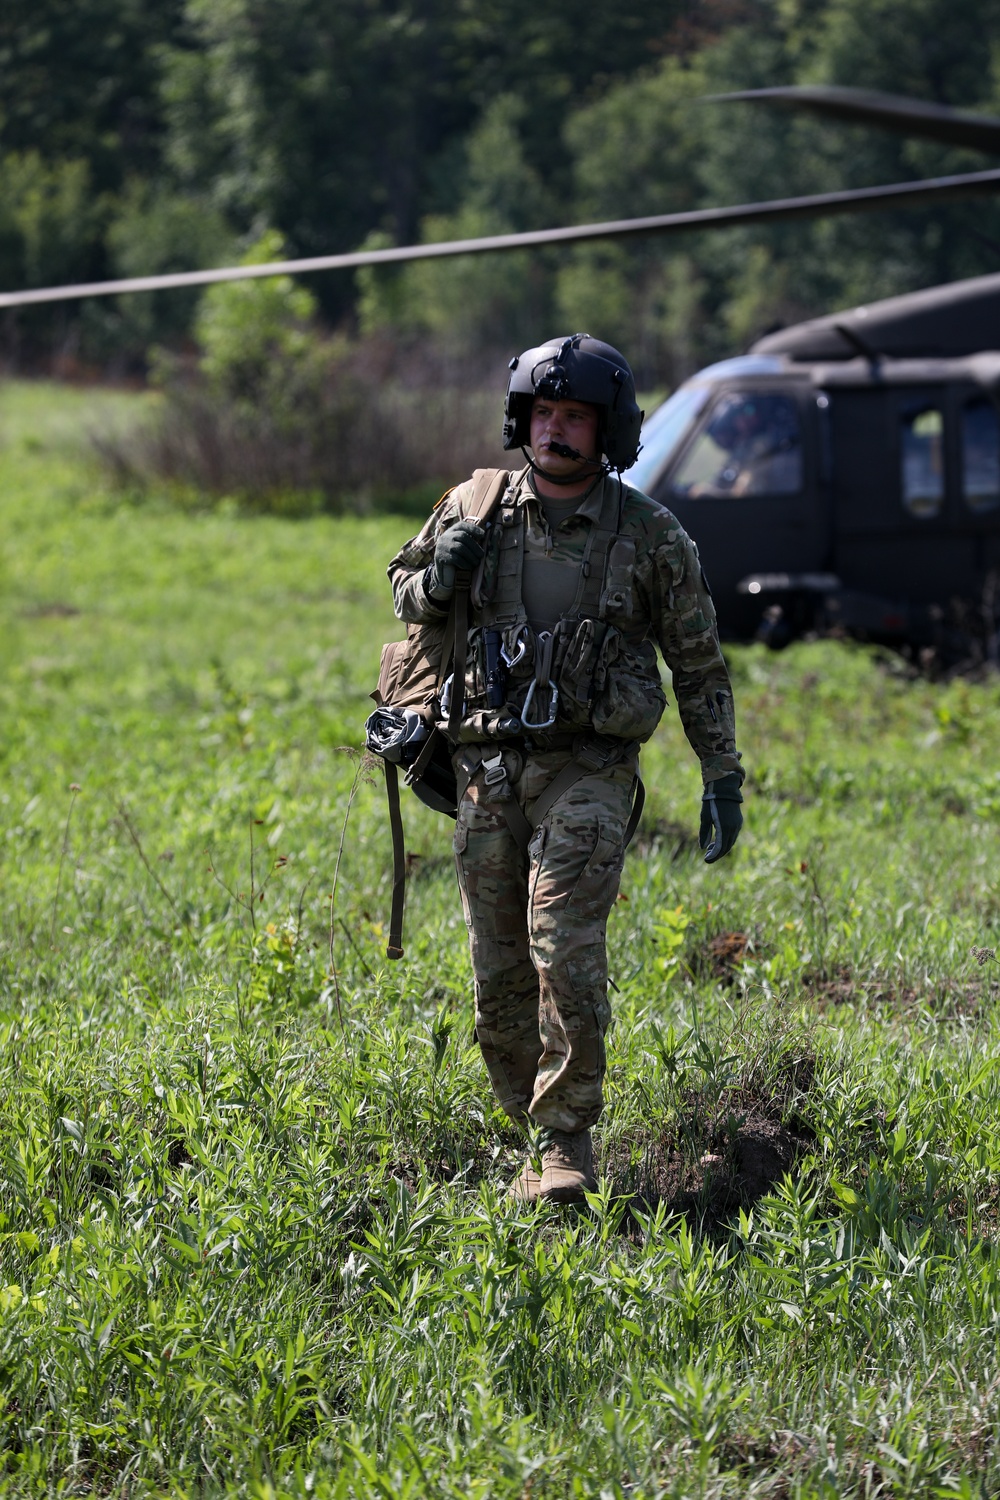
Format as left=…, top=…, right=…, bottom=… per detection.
left=521, top=446, right=610, bottom=486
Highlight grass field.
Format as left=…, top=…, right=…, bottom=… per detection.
left=3, top=379, right=1000, bottom=1496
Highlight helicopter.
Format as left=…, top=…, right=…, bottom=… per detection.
left=627, top=268, right=1000, bottom=658
left=5, top=82, right=1000, bottom=659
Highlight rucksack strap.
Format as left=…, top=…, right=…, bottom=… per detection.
left=442, top=468, right=510, bottom=738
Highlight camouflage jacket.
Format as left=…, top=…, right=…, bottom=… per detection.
left=388, top=467, right=742, bottom=783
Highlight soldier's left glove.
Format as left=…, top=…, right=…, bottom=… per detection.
left=700, top=773, right=743, bottom=864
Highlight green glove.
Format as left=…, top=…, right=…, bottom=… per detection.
left=700, top=772, right=743, bottom=864
left=429, top=520, right=486, bottom=599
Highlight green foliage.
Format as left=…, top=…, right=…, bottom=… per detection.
left=99, top=180, right=234, bottom=353
left=194, top=231, right=320, bottom=402
left=358, top=96, right=554, bottom=352
left=7, top=381, right=1000, bottom=1491
left=0, top=153, right=97, bottom=291
left=8, top=0, right=1000, bottom=374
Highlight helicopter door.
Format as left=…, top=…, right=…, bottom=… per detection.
left=653, top=385, right=823, bottom=615
left=828, top=386, right=968, bottom=609
left=954, top=390, right=1000, bottom=609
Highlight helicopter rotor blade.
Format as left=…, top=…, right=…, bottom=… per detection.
left=3, top=166, right=1000, bottom=310
left=711, top=86, right=1000, bottom=156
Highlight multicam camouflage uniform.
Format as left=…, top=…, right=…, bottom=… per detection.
left=389, top=466, right=741, bottom=1132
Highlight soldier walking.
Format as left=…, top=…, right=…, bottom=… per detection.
left=387, top=335, right=744, bottom=1204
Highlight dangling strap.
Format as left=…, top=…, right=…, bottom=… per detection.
left=384, top=760, right=407, bottom=960
left=624, top=773, right=645, bottom=847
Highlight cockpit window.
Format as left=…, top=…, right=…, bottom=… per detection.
left=669, top=392, right=803, bottom=499
left=900, top=407, right=944, bottom=518
left=628, top=384, right=710, bottom=494
left=961, top=397, right=1000, bottom=514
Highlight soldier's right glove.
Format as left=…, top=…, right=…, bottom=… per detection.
left=700, top=773, right=743, bottom=864
left=429, top=520, right=486, bottom=600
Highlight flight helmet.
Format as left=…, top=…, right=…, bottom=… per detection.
left=502, top=333, right=644, bottom=471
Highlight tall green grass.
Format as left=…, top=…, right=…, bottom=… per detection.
left=2, top=380, right=1000, bottom=1496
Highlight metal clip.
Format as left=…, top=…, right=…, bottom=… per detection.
left=439, top=673, right=464, bottom=721
left=480, top=749, right=513, bottom=802
left=521, top=679, right=559, bottom=729
left=481, top=752, right=507, bottom=787
left=501, top=626, right=530, bottom=670
left=520, top=630, right=559, bottom=731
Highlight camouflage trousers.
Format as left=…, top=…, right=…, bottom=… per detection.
left=453, top=746, right=636, bottom=1132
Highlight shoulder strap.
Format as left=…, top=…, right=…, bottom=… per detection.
left=467, top=468, right=511, bottom=522
left=382, top=470, right=512, bottom=962
left=443, top=469, right=511, bottom=734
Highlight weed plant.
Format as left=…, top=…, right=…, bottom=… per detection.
left=2, top=381, right=1000, bottom=1495
left=95, top=336, right=508, bottom=515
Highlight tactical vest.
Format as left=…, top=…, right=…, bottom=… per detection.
left=452, top=469, right=666, bottom=745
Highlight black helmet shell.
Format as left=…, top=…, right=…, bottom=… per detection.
left=502, top=333, right=643, bottom=471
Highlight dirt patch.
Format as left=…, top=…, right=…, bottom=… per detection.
left=803, top=966, right=993, bottom=1019
left=404, top=852, right=454, bottom=883
left=686, top=929, right=758, bottom=983
left=606, top=1083, right=815, bottom=1235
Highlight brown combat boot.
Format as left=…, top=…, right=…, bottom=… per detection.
left=539, top=1128, right=597, bottom=1204
left=509, top=1156, right=542, bottom=1204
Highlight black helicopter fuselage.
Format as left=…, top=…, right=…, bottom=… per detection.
left=632, top=273, right=1000, bottom=654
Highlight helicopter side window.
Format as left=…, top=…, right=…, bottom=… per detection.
left=961, top=397, right=1000, bottom=514
left=669, top=392, right=802, bottom=499
left=900, top=407, right=944, bottom=518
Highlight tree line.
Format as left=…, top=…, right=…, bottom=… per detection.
left=3, top=0, right=1000, bottom=383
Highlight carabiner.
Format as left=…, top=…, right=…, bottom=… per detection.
left=501, top=625, right=530, bottom=670
left=520, top=677, right=559, bottom=730
left=439, top=672, right=465, bottom=721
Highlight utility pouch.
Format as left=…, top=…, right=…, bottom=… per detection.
left=590, top=631, right=666, bottom=742
left=599, top=537, right=636, bottom=620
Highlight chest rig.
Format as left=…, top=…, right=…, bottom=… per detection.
left=450, top=470, right=647, bottom=879
left=461, top=472, right=639, bottom=737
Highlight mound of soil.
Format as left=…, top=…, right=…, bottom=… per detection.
left=702, top=930, right=752, bottom=981
left=606, top=1085, right=815, bottom=1234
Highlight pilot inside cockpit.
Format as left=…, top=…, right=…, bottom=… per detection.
left=671, top=391, right=803, bottom=498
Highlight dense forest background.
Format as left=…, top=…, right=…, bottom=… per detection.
left=4, top=0, right=1000, bottom=389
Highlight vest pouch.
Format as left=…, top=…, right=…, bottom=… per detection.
left=555, top=617, right=606, bottom=727
left=590, top=631, right=667, bottom=742
left=599, top=537, right=636, bottom=621
left=458, top=626, right=490, bottom=717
